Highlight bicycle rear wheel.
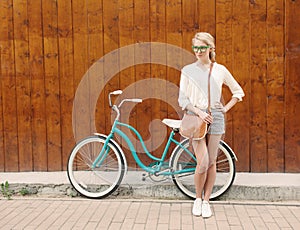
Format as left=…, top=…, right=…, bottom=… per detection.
left=170, top=139, right=236, bottom=200
left=67, top=136, right=125, bottom=199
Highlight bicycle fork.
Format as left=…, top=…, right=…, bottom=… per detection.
left=91, top=135, right=113, bottom=169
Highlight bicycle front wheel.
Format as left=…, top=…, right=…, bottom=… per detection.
left=67, top=136, right=125, bottom=199
left=170, top=139, right=236, bottom=200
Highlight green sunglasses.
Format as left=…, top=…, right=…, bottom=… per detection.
left=192, top=45, right=210, bottom=53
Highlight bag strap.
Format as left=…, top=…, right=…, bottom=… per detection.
left=188, top=62, right=214, bottom=153
left=207, top=62, right=214, bottom=115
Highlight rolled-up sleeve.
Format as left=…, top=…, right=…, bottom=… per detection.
left=223, top=67, right=245, bottom=101
left=178, top=73, right=191, bottom=110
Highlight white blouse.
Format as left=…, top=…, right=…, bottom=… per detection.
left=178, top=61, right=245, bottom=110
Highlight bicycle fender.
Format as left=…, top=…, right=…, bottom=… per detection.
left=94, top=133, right=128, bottom=174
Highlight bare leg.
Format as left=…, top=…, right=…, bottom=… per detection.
left=203, top=134, right=222, bottom=201
left=192, top=139, right=209, bottom=198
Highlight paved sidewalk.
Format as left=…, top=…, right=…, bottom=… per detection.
left=0, top=198, right=299, bottom=229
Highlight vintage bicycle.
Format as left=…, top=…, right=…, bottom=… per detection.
left=67, top=90, right=237, bottom=199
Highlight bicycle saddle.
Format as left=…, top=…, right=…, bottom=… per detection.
left=162, top=119, right=181, bottom=129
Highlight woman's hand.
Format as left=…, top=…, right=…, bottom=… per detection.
left=214, top=102, right=227, bottom=114
left=215, top=98, right=239, bottom=114
left=195, top=108, right=213, bottom=124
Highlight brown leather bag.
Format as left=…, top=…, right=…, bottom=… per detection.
left=179, top=63, right=214, bottom=141
left=179, top=113, right=207, bottom=140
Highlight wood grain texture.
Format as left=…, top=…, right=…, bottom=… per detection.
left=285, top=0, right=300, bottom=172
left=43, top=0, right=62, bottom=171
left=28, top=0, right=48, bottom=171
left=133, top=0, right=152, bottom=167
left=72, top=0, right=90, bottom=141
left=58, top=0, right=75, bottom=170
left=182, top=0, right=199, bottom=51
left=14, top=0, right=33, bottom=171
left=249, top=0, right=268, bottom=172
left=199, top=0, right=216, bottom=34
left=0, top=46, right=4, bottom=171
left=0, top=0, right=298, bottom=172
left=266, top=0, right=285, bottom=172
left=103, top=0, right=120, bottom=139
left=231, top=0, right=251, bottom=172
left=1, top=0, right=19, bottom=172
left=165, top=0, right=183, bottom=156
left=150, top=0, right=168, bottom=160
left=118, top=0, right=137, bottom=167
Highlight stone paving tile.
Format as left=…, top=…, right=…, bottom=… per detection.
left=120, top=218, right=134, bottom=229
left=158, top=203, right=170, bottom=225
left=0, top=198, right=299, bottom=229
left=216, top=220, right=231, bottom=230
left=135, top=202, right=151, bottom=224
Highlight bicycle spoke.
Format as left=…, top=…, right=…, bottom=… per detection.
left=67, top=136, right=125, bottom=199
left=175, top=172, right=194, bottom=178
left=217, top=158, right=230, bottom=164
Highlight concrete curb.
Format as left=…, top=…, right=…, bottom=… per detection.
left=1, top=172, right=299, bottom=201
left=3, top=183, right=300, bottom=201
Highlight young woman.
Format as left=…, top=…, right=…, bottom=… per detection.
left=178, top=32, right=244, bottom=218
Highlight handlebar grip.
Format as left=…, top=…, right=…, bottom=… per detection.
left=111, top=90, right=123, bottom=95
left=131, top=99, right=142, bottom=103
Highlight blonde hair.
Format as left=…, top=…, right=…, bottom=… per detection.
left=192, top=32, right=216, bottom=62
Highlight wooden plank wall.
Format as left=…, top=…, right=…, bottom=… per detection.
left=0, top=0, right=299, bottom=172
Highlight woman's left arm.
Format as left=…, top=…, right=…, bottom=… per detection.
left=215, top=66, right=245, bottom=113
left=216, top=97, right=238, bottom=113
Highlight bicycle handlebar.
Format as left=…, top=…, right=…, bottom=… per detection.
left=109, top=90, right=123, bottom=107
left=118, top=98, right=143, bottom=108
left=109, top=90, right=142, bottom=106
left=127, top=98, right=143, bottom=103
left=109, top=90, right=143, bottom=120
left=110, top=90, right=123, bottom=95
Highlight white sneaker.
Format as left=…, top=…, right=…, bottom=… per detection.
left=202, top=200, right=212, bottom=218
left=192, top=198, right=202, bottom=216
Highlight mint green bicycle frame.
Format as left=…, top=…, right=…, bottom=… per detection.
left=92, top=120, right=197, bottom=176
